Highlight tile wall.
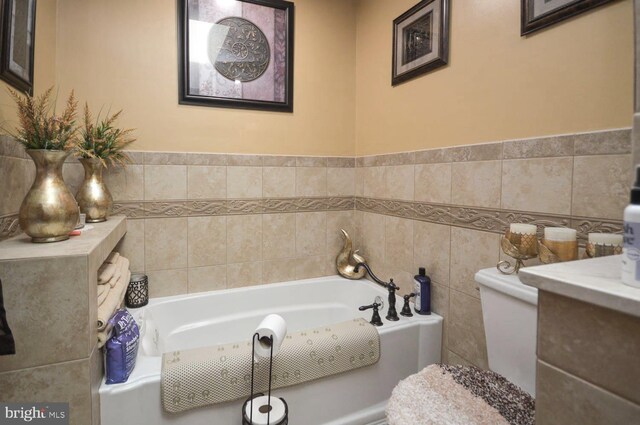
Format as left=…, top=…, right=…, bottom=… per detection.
left=60, top=152, right=358, bottom=298
left=354, top=128, right=631, bottom=367
left=0, top=128, right=631, bottom=369
left=0, top=136, right=34, bottom=240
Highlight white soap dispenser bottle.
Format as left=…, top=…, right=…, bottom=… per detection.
left=622, top=165, right=640, bottom=288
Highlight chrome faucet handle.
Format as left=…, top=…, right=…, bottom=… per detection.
left=359, top=302, right=383, bottom=326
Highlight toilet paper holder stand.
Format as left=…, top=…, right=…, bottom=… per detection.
left=242, top=332, right=289, bottom=425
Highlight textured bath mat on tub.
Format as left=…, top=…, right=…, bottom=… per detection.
left=386, top=364, right=535, bottom=425
left=161, top=318, right=380, bottom=413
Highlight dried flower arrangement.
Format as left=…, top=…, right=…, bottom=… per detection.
left=7, top=87, right=78, bottom=151
left=76, top=104, right=136, bottom=167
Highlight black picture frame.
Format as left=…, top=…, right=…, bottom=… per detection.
left=392, top=0, right=449, bottom=87
left=521, top=0, right=615, bottom=35
left=0, top=0, right=36, bottom=95
left=178, top=0, right=294, bottom=112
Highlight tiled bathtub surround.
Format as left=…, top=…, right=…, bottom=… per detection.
left=354, top=128, right=631, bottom=369
left=0, top=128, right=631, bottom=370
left=57, top=151, right=359, bottom=299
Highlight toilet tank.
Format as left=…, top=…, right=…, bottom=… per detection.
left=475, top=268, right=538, bottom=396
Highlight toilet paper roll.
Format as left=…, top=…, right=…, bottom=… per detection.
left=244, top=396, right=287, bottom=425
left=253, top=314, right=287, bottom=359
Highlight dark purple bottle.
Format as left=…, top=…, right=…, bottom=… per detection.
left=414, top=267, right=431, bottom=315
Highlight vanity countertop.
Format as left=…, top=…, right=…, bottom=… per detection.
left=519, top=255, right=640, bottom=318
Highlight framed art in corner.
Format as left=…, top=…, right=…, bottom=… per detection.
left=0, top=0, right=37, bottom=94
left=392, top=0, right=450, bottom=87
left=178, top=0, right=294, bottom=112
left=521, top=0, right=615, bottom=35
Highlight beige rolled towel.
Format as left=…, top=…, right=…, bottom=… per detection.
left=107, top=260, right=122, bottom=288
left=97, top=326, right=113, bottom=348
left=106, top=252, right=120, bottom=264
left=97, top=284, right=110, bottom=305
left=98, top=263, right=117, bottom=285
left=97, top=269, right=131, bottom=331
left=98, top=252, right=121, bottom=284
left=108, top=257, right=129, bottom=288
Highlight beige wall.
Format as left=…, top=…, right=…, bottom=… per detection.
left=0, top=0, right=57, bottom=126
left=54, top=0, right=356, bottom=156
left=355, top=0, right=633, bottom=156
left=1, top=1, right=634, bottom=156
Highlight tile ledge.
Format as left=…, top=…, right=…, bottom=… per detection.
left=0, top=215, right=127, bottom=262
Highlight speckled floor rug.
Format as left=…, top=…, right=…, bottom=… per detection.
left=386, top=364, right=535, bottom=425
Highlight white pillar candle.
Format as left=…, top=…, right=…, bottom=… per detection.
left=588, top=233, right=623, bottom=246
left=509, top=223, right=537, bottom=235
left=544, top=227, right=577, bottom=242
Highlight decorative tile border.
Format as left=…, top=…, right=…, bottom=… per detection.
left=0, top=214, right=21, bottom=241
left=108, top=194, right=623, bottom=243
left=572, top=129, right=632, bottom=156
left=1, top=198, right=622, bottom=243
left=1, top=196, right=355, bottom=240
left=107, top=152, right=355, bottom=167
left=61, top=150, right=355, bottom=167
left=0, top=127, right=629, bottom=243
left=110, top=202, right=145, bottom=218
left=356, top=128, right=631, bottom=167
left=2, top=128, right=629, bottom=166
left=113, top=197, right=356, bottom=219
left=571, top=217, right=625, bottom=239
left=264, top=198, right=298, bottom=213
left=502, top=136, right=574, bottom=160
left=327, top=157, right=356, bottom=168
left=355, top=197, right=623, bottom=241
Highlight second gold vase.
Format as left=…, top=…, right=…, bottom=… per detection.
left=76, top=158, right=113, bottom=223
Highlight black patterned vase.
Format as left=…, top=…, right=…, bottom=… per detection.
left=125, top=274, right=149, bottom=308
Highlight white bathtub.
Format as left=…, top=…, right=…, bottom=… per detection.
left=100, top=276, right=443, bottom=425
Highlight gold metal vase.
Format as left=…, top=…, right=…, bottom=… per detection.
left=19, top=150, right=80, bottom=243
left=76, top=157, right=113, bottom=223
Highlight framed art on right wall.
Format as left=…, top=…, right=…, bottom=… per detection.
left=392, top=0, right=450, bottom=87
left=521, top=0, right=615, bottom=35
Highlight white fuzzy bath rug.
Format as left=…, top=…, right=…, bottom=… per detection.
left=386, top=364, right=535, bottom=425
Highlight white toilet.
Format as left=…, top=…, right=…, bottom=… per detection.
left=475, top=267, right=539, bottom=396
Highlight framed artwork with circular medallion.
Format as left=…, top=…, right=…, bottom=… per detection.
left=178, top=0, right=294, bottom=112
